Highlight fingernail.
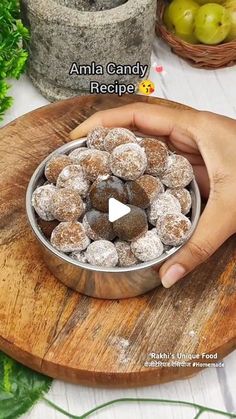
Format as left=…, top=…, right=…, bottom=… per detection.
left=161, top=264, right=186, bottom=288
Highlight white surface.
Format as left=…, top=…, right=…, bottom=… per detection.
left=108, top=198, right=130, bottom=222
left=2, top=37, right=236, bottom=418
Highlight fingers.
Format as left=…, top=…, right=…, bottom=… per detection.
left=70, top=103, right=199, bottom=141
left=193, top=165, right=210, bottom=199
left=159, top=194, right=234, bottom=288
left=70, top=104, right=137, bottom=139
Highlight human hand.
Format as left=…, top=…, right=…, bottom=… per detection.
left=70, top=103, right=236, bottom=288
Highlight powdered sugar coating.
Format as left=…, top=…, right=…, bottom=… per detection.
left=51, top=188, right=84, bottom=221
left=126, top=175, right=164, bottom=209
left=51, top=222, right=90, bottom=252
left=110, top=143, right=147, bottom=181
left=158, top=213, right=192, bottom=246
left=69, top=148, right=94, bottom=163
left=56, top=165, right=90, bottom=197
left=104, top=128, right=138, bottom=152
left=71, top=251, right=88, bottom=263
left=161, top=154, right=194, bottom=188
left=166, top=188, right=192, bottom=215
left=86, top=126, right=109, bottom=150
left=140, top=138, right=168, bottom=176
left=131, top=229, right=164, bottom=262
left=89, top=175, right=128, bottom=212
left=147, top=192, right=181, bottom=226
left=83, top=210, right=115, bottom=241
left=83, top=195, right=92, bottom=213
left=115, top=240, right=138, bottom=267
left=85, top=240, right=118, bottom=267
left=32, top=184, right=56, bottom=221
left=80, top=150, right=111, bottom=181
left=45, top=155, right=73, bottom=183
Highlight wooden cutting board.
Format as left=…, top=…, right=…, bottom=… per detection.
left=0, top=94, right=235, bottom=387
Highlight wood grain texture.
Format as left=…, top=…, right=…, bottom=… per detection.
left=0, top=94, right=236, bottom=387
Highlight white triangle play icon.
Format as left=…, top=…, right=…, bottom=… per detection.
left=108, top=198, right=130, bottom=222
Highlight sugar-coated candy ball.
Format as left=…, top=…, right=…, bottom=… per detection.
left=110, top=143, right=147, bottom=181
left=115, top=240, right=138, bottom=267
left=51, top=222, right=90, bottom=253
left=86, top=127, right=110, bottom=150
left=56, top=165, right=90, bottom=197
left=104, top=128, right=138, bottom=152
left=83, top=195, right=92, bottom=213
left=83, top=210, right=116, bottom=241
left=80, top=150, right=111, bottom=181
left=45, top=155, right=72, bottom=183
left=37, top=219, right=59, bottom=239
left=161, top=154, right=194, bottom=188
left=89, top=175, right=128, bottom=212
left=140, top=138, right=168, bottom=176
left=71, top=251, right=88, bottom=263
left=85, top=240, right=118, bottom=267
left=166, top=188, right=192, bottom=215
left=131, top=229, right=164, bottom=262
left=69, top=147, right=94, bottom=163
left=147, top=192, right=181, bottom=226
left=158, top=213, right=192, bottom=246
left=32, top=184, right=56, bottom=221
left=126, top=175, right=164, bottom=209
left=51, top=188, right=84, bottom=221
left=113, top=205, right=148, bottom=241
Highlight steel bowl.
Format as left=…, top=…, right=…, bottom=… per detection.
left=26, top=138, right=201, bottom=299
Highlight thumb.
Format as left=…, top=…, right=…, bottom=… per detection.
left=159, top=194, right=234, bottom=288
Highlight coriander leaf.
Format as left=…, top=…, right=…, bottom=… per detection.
left=0, top=0, right=29, bottom=123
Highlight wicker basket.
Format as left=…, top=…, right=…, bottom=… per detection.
left=156, top=0, right=236, bottom=69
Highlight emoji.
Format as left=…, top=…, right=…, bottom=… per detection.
left=155, top=66, right=163, bottom=73
left=138, top=80, right=155, bottom=96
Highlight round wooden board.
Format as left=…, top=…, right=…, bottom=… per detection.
left=0, top=94, right=236, bottom=387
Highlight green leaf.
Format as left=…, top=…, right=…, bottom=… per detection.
left=0, top=352, right=52, bottom=419
left=0, top=0, right=29, bottom=122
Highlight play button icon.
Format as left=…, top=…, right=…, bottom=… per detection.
left=108, top=198, right=131, bottom=222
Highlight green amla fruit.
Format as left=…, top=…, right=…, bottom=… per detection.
left=166, top=0, right=199, bottom=44
left=194, top=3, right=231, bottom=44
left=196, top=0, right=225, bottom=4
left=224, top=0, right=236, bottom=40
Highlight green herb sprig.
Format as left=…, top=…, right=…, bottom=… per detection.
left=0, top=0, right=29, bottom=122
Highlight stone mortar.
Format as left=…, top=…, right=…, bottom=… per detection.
left=55, top=0, right=127, bottom=11
left=20, top=0, right=156, bottom=101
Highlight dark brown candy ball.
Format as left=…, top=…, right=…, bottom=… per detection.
left=166, top=188, right=192, bottom=215
left=83, top=210, right=116, bottom=241
left=126, top=175, right=164, bottom=209
left=161, top=154, right=194, bottom=188
left=51, top=188, right=84, bottom=221
left=158, top=213, right=192, bottom=246
left=37, top=219, right=59, bottom=239
left=51, top=222, right=90, bottom=253
left=113, top=205, right=148, bottom=241
left=140, top=138, right=168, bottom=176
left=104, top=128, right=138, bottom=152
left=89, top=175, right=128, bottom=213
left=80, top=150, right=111, bottom=181
left=45, top=154, right=73, bottom=183
left=86, top=127, right=110, bottom=150
left=110, top=143, right=147, bottom=180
